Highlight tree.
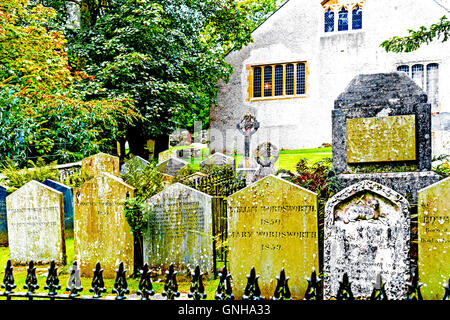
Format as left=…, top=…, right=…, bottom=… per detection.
left=42, top=0, right=280, bottom=157
left=381, top=16, right=450, bottom=52
left=0, top=0, right=140, bottom=166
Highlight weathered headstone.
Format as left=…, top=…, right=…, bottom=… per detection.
left=81, top=152, right=120, bottom=177
left=73, top=172, right=135, bottom=278
left=324, top=180, right=410, bottom=300
left=227, top=175, right=319, bottom=299
left=332, top=73, right=440, bottom=203
left=158, top=149, right=177, bottom=164
left=143, top=183, right=214, bottom=275
left=156, top=157, right=189, bottom=176
left=236, top=114, right=260, bottom=184
left=185, top=172, right=208, bottom=182
left=200, top=152, right=236, bottom=170
left=253, top=142, right=279, bottom=181
left=418, top=177, right=450, bottom=300
left=42, top=179, right=74, bottom=238
left=6, top=181, right=66, bottom=264
left=120, top=155, right=150, bottom=175
left=0, top=186, right=8, bottom=246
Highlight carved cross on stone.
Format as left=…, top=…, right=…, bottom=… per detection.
left=237, top=113, right=260, bottom=162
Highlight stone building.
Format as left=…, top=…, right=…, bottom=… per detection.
left=210, top=0, right=450, bottom=156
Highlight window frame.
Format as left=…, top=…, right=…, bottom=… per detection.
left=248, top=62, right=308, bottom=101
left=322, top=1, right=365, bottom=34
left=396, top=61, right=440, bottom=113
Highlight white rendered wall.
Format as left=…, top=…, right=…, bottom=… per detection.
left=212, top=0, right=450, bottom=154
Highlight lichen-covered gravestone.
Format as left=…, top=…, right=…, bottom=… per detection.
left=42, top=179, right=74, bottom=238
left=332, top=73, right=440, bottom=203
left=418, top=177, right=450, bottom=300
left=0, top=186, right=8, bottom=246
left=155, top=157, right=189, bottom=176
left=73, top=172, right=135, bottom=278
left=324, top=180, right=410, bottom=300
left=200, top=152, right=236, bottom=170
left=143, top=183, right=214, bottom=275
left=120, top=155, right=150, bottom=175
left=6, top=181, right=66, bottom=264
left=81, top=152, right=120, bottom=177
left=227, top=175, right=319, bottom=299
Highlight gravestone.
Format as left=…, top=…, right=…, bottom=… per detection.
left=253, top=142, right=279, bottom=181
left=6, top=181, right=66, bottom=264
left=324, top=180, right=410, bottom=300
left=227, top=175, right=319, bottom=299
left=158, top=149, right=177, bottom=163
left=143, top=183, right=214, bottom=275
left=120, top=155, right=150, bottom=175
left=155, top=157, right=189, bottom=176
left=200, top=152, right=236, bottom=170
left=418, top=177, right=450, bottom=300
left=185, top=172, right=208, bottom=182
left=0, top=186, right=8, bottom=246
left=42, top=179, right=74, bottom=238
left=73, top=172, right=135, bottom=278
left=332, top=73, right=440, bottom=203
left=81, top=152, right=120, bottom=177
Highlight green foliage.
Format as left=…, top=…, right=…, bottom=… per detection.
left=63, top=169, right=93, bottom=188
left=0, top=157, right=60, bottom=192
left=0, top=0, right=141, bottom=166
left=381, top=16, right=450, bottom=52
left=122, top=155, right=164, bottom=237
left=54, top=0, right=279, bottom=140
left=432, top=154, right=450, bottom=178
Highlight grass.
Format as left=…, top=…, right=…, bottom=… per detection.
left=172, top=146, right=332, bottom=173
left=0, top=238, right=220, bottom=300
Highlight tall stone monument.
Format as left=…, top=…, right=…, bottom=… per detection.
left=143, top=183, right=214, bottom=275
left=6, top=181, right=66, bottom=264
left=73, top=172, right=135, bottom=278
left=418, top=177, right=450, bottom=300
left=332, top=72, right=440, bottom=203
left=227, top=175, right=319, bottom=299
left=324, top=180, right=410, bottom=300
left=236, top=113, right=260, bottom=184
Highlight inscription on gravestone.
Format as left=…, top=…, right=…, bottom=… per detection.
left=227, top=175, right=318, bottom=299
left=347, top=115, right=416, bottom=163
left=73, top=173, right=134, bottom=278
left=6, top=181, right=66, bottom=264
left=143, top=183, right=214, bottom=275
left=418, top=177, right=450, bottom=300
left=324, top=180, right=410, bottom=300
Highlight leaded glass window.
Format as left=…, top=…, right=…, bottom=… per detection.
left=325, top=8, right=334, bottom=32
left=285, top=64, right=294, bottom=95
left=274, top=65, right=283, bottom=96
left=427, top=63, right=439, bottom=112
left=352, top=5, right=362, bottom=30
left=251, top=62, right=307, bottom=99
left=338, top=7, right=348, bottom=31
left=412, top=64, right=424, bottom=89
left=263, top=66, right=272, bottom=97
left=253, top=67, right=261, bottom=98
left=296, top=63, right=306, bottom=95
left=397, top=65, right=409, bottom=74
